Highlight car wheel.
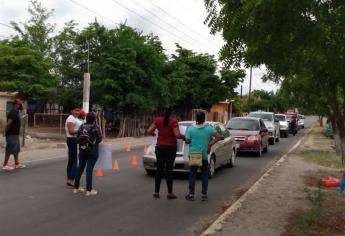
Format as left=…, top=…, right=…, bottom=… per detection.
left=208, top=156, right=216, bottom=178
left=263, top=142, right=268, bottom=152
left=257, top=144, right=262, bottom=157
left=269, top=137, right=275, bottom=145
left=226, top=148, right=236, bottom=168
left=145, top=169, right=156, bottom=176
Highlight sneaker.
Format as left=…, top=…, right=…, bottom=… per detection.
left=86, top=190, right=98, bottom=196
left=73, top=187, right=85, bottom=194
left=2, top=165, right=15, bottom=170
left=185, top=194, right=195, bottom=201
left=201, top=194, right=208, bottom=201
left=15, top=163, right=26, bottom=169
left=167, top=193, right=177, bottom=199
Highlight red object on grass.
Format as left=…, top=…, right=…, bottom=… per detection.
left=322, top=176, right=340, bottom=187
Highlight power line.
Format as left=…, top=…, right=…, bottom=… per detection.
left=110, top=0, right=207, bottom=52
left=0, top=22, right=15, bottom=29
left=146, top=0, right=218, bottom=47
left=128, top=0, right=218, bottom=51
left=69, top=0, right=119, bottom=26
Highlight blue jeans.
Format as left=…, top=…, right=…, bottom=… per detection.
left=188, top=159, right=209, bottom=195
left=74, top=147, right=99, bottom=191
left=66, top=137, right=78, bottom=180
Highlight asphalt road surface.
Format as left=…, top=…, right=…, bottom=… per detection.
left=0, top=117, right=316, bottom=236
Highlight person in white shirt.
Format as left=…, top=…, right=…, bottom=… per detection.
left=65, top=106, right=81, bottom=187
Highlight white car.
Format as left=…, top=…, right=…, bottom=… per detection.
left=275, top=114, right=289, bottom=137
left=298, top=115, right=305, bottom=129
left=142, top=121, right=237, bottom=178
left=248, top=111, right=280, bottom=145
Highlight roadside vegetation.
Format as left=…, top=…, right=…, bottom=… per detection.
left=283, top=125, right=345, bottom=236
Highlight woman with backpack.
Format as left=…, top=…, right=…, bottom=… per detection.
left=74, top=112, right=102, bottom=196
left=147, top=108, right=185, bottom=199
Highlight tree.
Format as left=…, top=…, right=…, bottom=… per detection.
left=205, top=0, right=345, bottom=164
left=0, top=42, right=58, bottom=101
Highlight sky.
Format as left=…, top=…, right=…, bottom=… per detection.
left=0, top=0, right=279, bottom=95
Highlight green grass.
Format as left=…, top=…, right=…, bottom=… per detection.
left=301, top=150, right=342, bottom=169
left=296, top=188, right=325, bottom=236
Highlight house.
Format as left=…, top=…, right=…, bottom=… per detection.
left=207, top=100, right=235, bottom=124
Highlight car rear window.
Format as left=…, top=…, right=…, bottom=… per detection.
left=226, top=119, right=259, bottom=131
left=249, top=112, right=273, bottom=121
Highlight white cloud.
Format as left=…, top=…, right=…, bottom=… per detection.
left=0, top=0, right=279, bottom=92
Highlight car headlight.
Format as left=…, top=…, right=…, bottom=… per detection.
left=281, top=125, right=288, bottom=129
left=247, top=135, right=258, bottom=141
left=145, top=146, right=155, bottom=156
left=267, top=127, right=274, bottom=131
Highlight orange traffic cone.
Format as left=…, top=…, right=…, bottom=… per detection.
left=131, top=155, right=138, bottom=166
left=143, top=145, right=148, bottom=154
left=96, top=168, right=104, bottom=177
left=113, top=160, right=119, bottom=170
left=126, top=145, right=131, bottom=152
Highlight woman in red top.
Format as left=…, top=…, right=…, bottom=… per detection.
left=147, top=108, right=185, bottom=199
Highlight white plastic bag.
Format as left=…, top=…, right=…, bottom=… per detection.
left=94, top=143, right=112, bottom=170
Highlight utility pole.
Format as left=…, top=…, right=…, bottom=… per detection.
left=247, top=66, right=253, bottom=112
left=83, top=41, right=90, bottom=113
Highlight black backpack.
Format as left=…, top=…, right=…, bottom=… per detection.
left=77, top=124, right=96, bottom=151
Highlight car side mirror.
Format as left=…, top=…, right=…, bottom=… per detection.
left=274, top=119, right=279, bottom=123
left=261, top=128, right=268, bottom=133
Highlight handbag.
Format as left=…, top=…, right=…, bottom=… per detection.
left=189, top=152, right=202, bottom=167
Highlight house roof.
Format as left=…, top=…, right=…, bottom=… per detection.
left=0, top=91, right=18, bottom=98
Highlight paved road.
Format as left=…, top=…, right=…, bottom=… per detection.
left=0, top=117, right=316, bottom=236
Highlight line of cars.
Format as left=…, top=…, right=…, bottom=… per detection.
left=142, top=111, right=305, bottom=177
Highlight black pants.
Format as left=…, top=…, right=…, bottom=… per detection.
left=66, top=137, right=78, bottom=180
left=155, top=145, right=177, bottom=194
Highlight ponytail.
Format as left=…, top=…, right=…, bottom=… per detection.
left=163, top=108, right=173, bottom=126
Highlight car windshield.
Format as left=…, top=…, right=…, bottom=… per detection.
left=275, top=115, right=286, bottom=121
left=249, top=113, right=273, bottom=121
left=226, top=119, right=259, bottom=131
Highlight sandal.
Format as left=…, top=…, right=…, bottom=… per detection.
left=185, top=194, right=195, bottom=201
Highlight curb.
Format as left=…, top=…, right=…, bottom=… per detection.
left=201, top=124, right=315, bottom=235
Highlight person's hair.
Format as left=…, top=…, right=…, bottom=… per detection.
left=196, top=111, right=206, bottom=124
left=163, top=108, right=173, bottom=126
left=86, top=112, right=96, bottom=124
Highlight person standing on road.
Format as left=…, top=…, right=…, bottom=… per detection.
left=74, top=112, right=102, bottom=196
left=185, top=111, right=221, bottom=201
left=147, top=108, right=185, bottom=199
left=2, top=99, right=25, bottom=170
left=65, top=106, right=82, bottom=187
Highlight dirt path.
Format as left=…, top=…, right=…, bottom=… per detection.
left=208, top=125, right=334, bottom=236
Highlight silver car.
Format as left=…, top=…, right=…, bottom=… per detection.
left=248, top=111, right=280, bottom=145
left=142, top=121, right=237, bottom=178
left=275, top=114, right=289, bottom=138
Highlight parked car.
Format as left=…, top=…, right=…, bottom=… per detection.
left=298, top=115, right=305, bottom=129
left=226, top=117, right=269, bottom=157
left=286, top=113, right=298, bottom=135
left=142, top=121, right=237, bottom=178
left=275, top=114, right=289, bottom=137
left=248, top=111, right=280, bottom=145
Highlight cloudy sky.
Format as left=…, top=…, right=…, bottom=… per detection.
left=0, top=0, right=279, bottom=95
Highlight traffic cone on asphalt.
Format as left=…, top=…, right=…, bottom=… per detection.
left=131, top=155, right=138, bottom=166
left=113, top=160, right=119, bottom=170
left=96, top=168, right=104, bottom=177
left=143, top=145, right=148, bottom=154
left=126, top=145, right=131, bottom=152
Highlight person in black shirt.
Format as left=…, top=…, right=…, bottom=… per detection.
left=73, top=112, right=103, bottom=196
left=2, top=99, right=25, bottom=170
